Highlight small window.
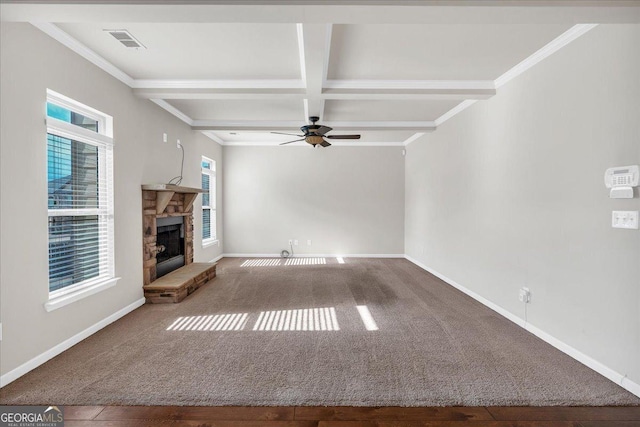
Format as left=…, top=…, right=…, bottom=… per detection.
left=201, top=156, right=216, bottom=245
left=46, top=102, right=99, bottom=132
left=46, top=89, right=114, bottom=297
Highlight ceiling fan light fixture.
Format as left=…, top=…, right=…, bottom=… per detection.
left=272, top=117, right=360, bottom=147
left=306, top=135, right=325, bottom=145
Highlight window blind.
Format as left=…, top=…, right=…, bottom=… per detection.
left=46, top=95, right=114, bottom=295
left=202, top=157, right=216, bottom=242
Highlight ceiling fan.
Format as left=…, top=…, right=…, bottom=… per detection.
left=272, top=116, right=361, bottom=147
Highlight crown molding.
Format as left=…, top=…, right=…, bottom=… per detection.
left=434, top=99, right=477, bottom=127
left=201, top=131, right=225, bottom=145
left=402, top=132, right=426, bottom=146
left=494, top=23, right=598, bottom=89
left=149, top=99, right=194, bottom=125
left=431, top=23, right=598, bottom=129
left=31, top=22, right=135, bottom=87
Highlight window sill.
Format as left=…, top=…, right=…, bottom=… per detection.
left=44, top=277, right=120, bottom=312
left=202, top=239, right=219, bottom=249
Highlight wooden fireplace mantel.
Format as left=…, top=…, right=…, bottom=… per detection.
left=142, top=184, right=205, bottom=215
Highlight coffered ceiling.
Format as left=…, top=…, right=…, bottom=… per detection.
left=2, top=1, right=639, bottom=146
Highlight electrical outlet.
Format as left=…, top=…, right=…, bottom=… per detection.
left=307, top=240, right=312, bottom=246
left=518, top=287, right=531, bottom=304
left=612, top=211, right=639, bottom=229
left=294, top=239, right=299, bottom=246
left=288, top=239, right=293, bottom=246
left=176, top=139, right=181, bottom=148
left=163, top=133, right=167, bottom=143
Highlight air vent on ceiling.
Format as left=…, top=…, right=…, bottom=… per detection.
left=104, top=29, right=146, bottom=49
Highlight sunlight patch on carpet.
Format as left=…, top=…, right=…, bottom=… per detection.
left=284, top=257, right=327, bottom=266
left=241, top=259, right=281, bottom=267
left=240, top=257, right=328, bottom=267
left=253, top=307, right=339, bottom=331
left=166, top=313, right=249, bottom=331
left=356, top=305, right=379, bottom=331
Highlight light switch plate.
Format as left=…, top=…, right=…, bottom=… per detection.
left=612, top=211, right=639, bottom=229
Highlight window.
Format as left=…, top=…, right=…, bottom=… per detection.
left=45, top=89, right=115, bottom=309
left=201, top=157, right=216, bottom=245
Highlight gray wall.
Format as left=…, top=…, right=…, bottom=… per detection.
left=0, top=23, right=223, bottom=377
left=223, top=146, right=405, bottom=255
left=405, top=25, right=640, bottom=384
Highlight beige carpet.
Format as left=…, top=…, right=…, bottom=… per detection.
left=1, top=257, right=638, bottom=406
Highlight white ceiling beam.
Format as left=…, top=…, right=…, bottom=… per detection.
left=192, top=120, right=436, bottom=132
left=221, top=140, right=407, bottom=147
left=131, top=79, right=305, bottom=89
left=133, top=90, right=492, bottom=101
left=324, top=80, right=496, bottom=90
left=132, top=81, right=495, bottom=100
left=299, top=23, right=332, bottom=121
left=322, top=92, right=493, bottom=101
left=192, top=120, right=307, bottom=131
left=6, top=4, right=640, bottom=24
left=133, top=90, right=306, bottom=100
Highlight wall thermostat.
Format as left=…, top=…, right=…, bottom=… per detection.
left=604, top=165, right=639, bottom=199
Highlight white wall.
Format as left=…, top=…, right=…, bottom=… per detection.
left=223, top=146, right=405, bottom=255
left=0, top=23, right=222, bottom=378
left=405, top=25, right=640, bottom=385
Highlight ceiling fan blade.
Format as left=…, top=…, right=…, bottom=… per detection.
left=271, top=131, right=304, bottom=137
left=320, top=140, right=332, bottom=147
left=325, top=134, right=361, bottom=139
left=315, top=125, right=333, bottom=135
left=279, top=138, right=305, bottom=146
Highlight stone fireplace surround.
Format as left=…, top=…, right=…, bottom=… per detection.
left=141, top=185, right=200, bottom=287
left=141, top=184, right=220, bottom=306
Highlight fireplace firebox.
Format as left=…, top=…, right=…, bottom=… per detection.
left=156, top=216, right=185, bottom=278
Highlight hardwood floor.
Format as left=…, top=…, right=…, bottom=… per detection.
left=63, top=406, right=640, bottom=427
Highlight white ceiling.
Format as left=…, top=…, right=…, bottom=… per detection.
left=3, top=1, right=639, bottom=146
left=58, top=23, right=301, bottom=80
left=167, top=99, right=306, bottom=122
left=324, top=100, right=461, bottom=122
left=327, top=24, right=572, bottom=80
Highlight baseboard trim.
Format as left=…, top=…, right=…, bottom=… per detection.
left=404, top=255, right=640, bottom=398
left=222, top=253, right=405, bottom=258
left=0, top=297, right=145, bottom=388
left=208, top=254, right=224, bottom=263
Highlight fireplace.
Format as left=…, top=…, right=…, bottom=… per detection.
left=142, top=184, right=215, bottom=304
left=142, top=184, right=202, bottom=288
left=156, top=216, right=185, bottom=278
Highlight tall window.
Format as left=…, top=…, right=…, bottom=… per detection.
left=46, top=89, right=114, bottom=295
left=201, top=157, right=216, bottom=244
